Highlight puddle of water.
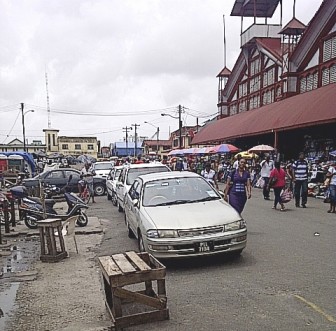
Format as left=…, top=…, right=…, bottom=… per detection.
left=0, top=282, right=19, bottom=330
left=1, top=246, right=23, bottom=274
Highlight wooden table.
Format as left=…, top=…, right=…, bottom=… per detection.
left=37, top=218, right=67, bottom=263
left=99, top=251, right=169, bottom=330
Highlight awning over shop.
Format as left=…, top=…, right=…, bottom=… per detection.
left=192, top=83, right=336, bottom=145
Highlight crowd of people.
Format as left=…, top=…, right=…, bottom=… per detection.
left=167, top=152, right=336, bottom=216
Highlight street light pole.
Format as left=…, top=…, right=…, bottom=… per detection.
left=161, top=105, right=183, bottom=149
left=144, top=121, right=160, bottom=156
left=21, top=103, right=35, bottom=152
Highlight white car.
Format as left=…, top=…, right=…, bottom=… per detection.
left=106, top=166, right=123, bottom=206
left=124, top=172, right=247, bottom=259
left=93, top=161, right=114, bottom=179
left=116, top=163, right=171, bottom=212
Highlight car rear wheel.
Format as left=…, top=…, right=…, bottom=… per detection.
left=118, top=201, right=123, bottom=212
left=94, top=184, right=105, bottom=196
left=112, top=192, right=117, bottom=206
left=125, top=214, right=135, bottom=238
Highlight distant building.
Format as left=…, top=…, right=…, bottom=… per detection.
left=143, top=140, right=172, bottom=156
left=43, top=129, right=98, bottom=158
left=0, top=138, right=47, bottom=154
left=111, top=142, right=143, bottom=157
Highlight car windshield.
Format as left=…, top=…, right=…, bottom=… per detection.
left=94, top=163, right=113, bottom=170
left=126, top=166, right=169, bottom=185
left=142, top=177, right=220, bottom=207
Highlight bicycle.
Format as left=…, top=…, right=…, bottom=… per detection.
left=78, top=180, right=91, bottom=204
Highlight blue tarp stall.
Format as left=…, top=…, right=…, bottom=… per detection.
left=112, top=142, right=143, bottom=157
left=0, top=152, right=36, bottom=176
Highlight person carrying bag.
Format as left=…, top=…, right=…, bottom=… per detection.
left=268, top=161, right=286, bottom=211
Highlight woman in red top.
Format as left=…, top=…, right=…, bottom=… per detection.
left=269, top=161, right=286, bottom=211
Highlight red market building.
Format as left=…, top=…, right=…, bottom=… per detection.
left=192, top=0, right=336, bottom=160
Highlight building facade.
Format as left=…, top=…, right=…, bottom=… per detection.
left=0, top=138, right=47, bottom=154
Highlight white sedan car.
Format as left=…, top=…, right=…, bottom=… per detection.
left=124, top=172, right=247, bottom=259
left=106, top=166, right=123, bottom=206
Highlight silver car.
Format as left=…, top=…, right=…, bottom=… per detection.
left=124, top=172, right=247, bottom=259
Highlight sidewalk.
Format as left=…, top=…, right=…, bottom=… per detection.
left=0, top=216, right=110, bottom=331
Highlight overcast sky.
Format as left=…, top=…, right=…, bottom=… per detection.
left=0, top=0, right=323, bottom=147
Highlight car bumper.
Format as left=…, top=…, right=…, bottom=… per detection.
left=143, top=229, right=247, bottom=259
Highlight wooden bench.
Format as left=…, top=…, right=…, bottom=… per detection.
left=37, top=218, right=67, bottom=263
left=98, top=251, right=169, bottom=330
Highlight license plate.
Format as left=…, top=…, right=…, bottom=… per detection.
left=198, top=242, right=210, bottom=252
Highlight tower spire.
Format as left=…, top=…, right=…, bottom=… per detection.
left=223, top=14, right=227, bottom=67
left=45, top=68, right=51, bottom=128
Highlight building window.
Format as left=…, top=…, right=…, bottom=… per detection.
left=300, top=77, right=307, bottom=93
left=250, top=75, right=260, bottom=93
left=88, top=144, right=94, bottom=150
left=322, top=67, right=330, bottom=86
left=323, top=36, right=336, bottom=62
left=62, top=144, right=69, bottom=150
left=250, top=58, right=260, bottom=76
left=330, top=64, right=336, bottom=83
left=75, top=144, right=81, bottom=150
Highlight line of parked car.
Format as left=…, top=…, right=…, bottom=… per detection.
left=106, top=162, right=247, bottom=259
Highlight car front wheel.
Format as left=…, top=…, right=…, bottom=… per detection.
left=94, top=183, right=105, bottom=196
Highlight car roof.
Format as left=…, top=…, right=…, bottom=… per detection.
left=124, top=162, right=169, bottom=169
left=94, top=161, right=113, bottom=165
left=138, top=171, right=200, bottom=183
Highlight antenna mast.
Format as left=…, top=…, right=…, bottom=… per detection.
left=45, top=70, right=51, bottom=128
left=223, top=14, right=227, bottom=67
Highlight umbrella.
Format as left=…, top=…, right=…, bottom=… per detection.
left=248, top=144, right=275, bottom=153
left=234, top=151, right=259, bottom=159
left=329, top=150, right=336, bottom=157
left=209, top=144, right=240, bottom=154
left=77, top=154, right=96, bottom=163
left=168, top=149, right=184, bottom=156
left=194, top=147, right=212, bottom=155
left=183, top=147, right=199, bottom=155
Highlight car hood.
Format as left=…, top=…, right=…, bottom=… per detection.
left=143, top=199, right=241, bottom=230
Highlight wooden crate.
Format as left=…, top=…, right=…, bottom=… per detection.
left=98, top=251, right=169, bottom=330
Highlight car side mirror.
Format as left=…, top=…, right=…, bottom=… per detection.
left=218, top=190, right=225, bottom=198
left=132, top=199, right=139, bottom=208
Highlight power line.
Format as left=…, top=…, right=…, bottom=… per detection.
left=1, top=109, right=21, bottom=143
left=25, top=103, right=178, bottom=117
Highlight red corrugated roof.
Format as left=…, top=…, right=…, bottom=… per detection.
left=255, top=38, right=282, bottom=61
left=279, top=17, right=306, bottom=35
left=143, top=140, right=172, bottom=147
left=192, top=83, right=336, bottom=145
left=216, top=67, right=232, bottom=77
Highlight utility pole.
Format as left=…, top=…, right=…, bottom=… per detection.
left=21, top=103, right=25, bottom=152
left=122, top=126, right=132, bottom=157
left=178, top=105, right=183, bottom=149
left=131, top=123, right=140, bottom=157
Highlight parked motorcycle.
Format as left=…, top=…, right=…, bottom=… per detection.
left=10, top=176, right=89, bottom=229
left=0, top=190, right=12, bottom=225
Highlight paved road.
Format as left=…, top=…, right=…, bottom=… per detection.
left=88, top=188, right=336, bottom=331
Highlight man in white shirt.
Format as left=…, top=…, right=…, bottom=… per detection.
left=260, top=155, right=274, bottom=200
left=201, top=163, right=219, bottom=190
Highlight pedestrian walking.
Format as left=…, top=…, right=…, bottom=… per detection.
left=325, top=161, right=336, bottom=213
left=260, top=155, right=274, bottom=200
left=175, top=157, right=184, bottom=171
left=224, top=158, right=251, bottom=214
left=268, top=161, right=286, bottom=211
left=291, top=152, right=309, bottom=208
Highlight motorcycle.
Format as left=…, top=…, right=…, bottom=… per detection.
left=0, top=190, right=12, bottom=225
left=10, top=176, right=89, bottom=229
